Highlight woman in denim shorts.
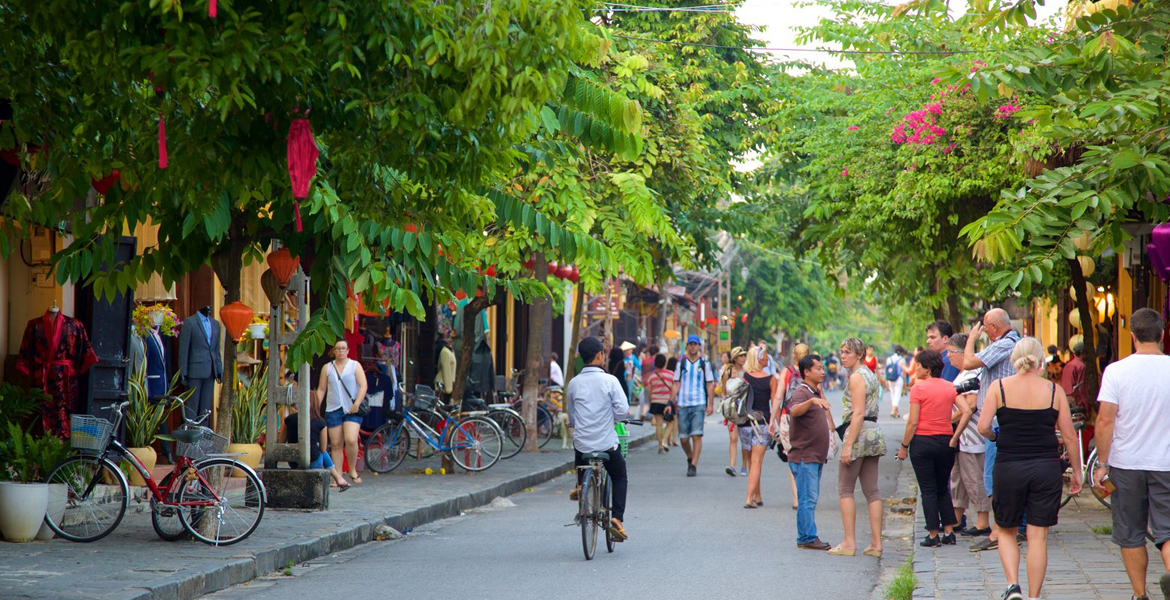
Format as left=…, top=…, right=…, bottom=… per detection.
left=315, top=339, right=369, bottom=484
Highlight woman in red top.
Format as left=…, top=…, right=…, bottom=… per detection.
left=646, top=353, right=676, bottom=453
left=863, top=346, right=879, bottom=373
left=896, top=349, right=972, bottom=547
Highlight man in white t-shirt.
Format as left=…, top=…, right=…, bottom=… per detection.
left=1092, top=308, right=1170, bottom=600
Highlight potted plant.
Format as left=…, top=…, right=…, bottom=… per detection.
left=0, top=423, right=51, bottom=542
left=122, top=363, right=178, bottom=486
left=131, top=304, right=181, bottom=338
left=247, top=315, right=268, bottom=341
left=0, top=383, right=47, bottom=433
left=229, top=366, right=267, bottom=475
left=32, top=435, right=68, bottom=540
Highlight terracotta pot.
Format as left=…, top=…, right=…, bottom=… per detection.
left=35, top=483, right=67, bottom=540
left=0, top=482, right=48, bottom=543
left=227, top=443, right=263, bottom=477
left=126, top=446, right=157, bottom=487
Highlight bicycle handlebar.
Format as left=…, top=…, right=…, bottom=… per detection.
left=621, top=419, right=644, bottom=426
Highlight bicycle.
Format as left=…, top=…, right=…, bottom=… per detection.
left=421, top=391, right=526, bottom=460
left=44, top=398, right=266, bottom=546
left=1059, top=407, right=1111, bottom=509
left=499, top=370, right=556, bottom=449
left=363, top=393, right=504, bottom=474
left=574, top=420, right=642, bottom=560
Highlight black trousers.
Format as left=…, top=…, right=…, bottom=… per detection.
left=910, top=434, right=958, bottom=532
left=575, top=447, right=628, bottom=522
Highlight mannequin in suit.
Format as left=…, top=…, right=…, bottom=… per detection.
left=130, top=321, right=175, bottom=461
left=178, top=306, right=223, bottom=422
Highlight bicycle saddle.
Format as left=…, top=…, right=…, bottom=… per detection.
left=581, top=451, right=610, bottom=461
left=172, top=429, right=204, bottom=444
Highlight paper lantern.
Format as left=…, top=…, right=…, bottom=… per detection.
left=1076, top=255, right=1095, bottom=277
left=91, top=170, right=121, bottom=195
left=1068, top=309, right=1081, bottom=330
left=547, top=261, right=559, bottom=277
left=557, top=264, right=573, bottom=280
left=521, top=257, right=535, bottom=270
left=287, top=118, right=320, bottom=232
left=1072, top=232, right=1092, bottom=251
left=261, top=269, right=283, bottom=307
left=567, top=266, right=580, bottom=283
left=221, top=301, right=255, bottom=342
left=266, top=248, right=300, bottom=288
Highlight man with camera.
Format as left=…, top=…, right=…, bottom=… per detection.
left=946, top=333, right=991, bottom=538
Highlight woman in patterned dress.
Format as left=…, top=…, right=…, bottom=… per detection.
left=831, top=337, right=888, bottom=557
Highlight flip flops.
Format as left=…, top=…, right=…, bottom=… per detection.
left=827, top=545, right=856, bottom=556
left=609, top=521, right=628, bottom=542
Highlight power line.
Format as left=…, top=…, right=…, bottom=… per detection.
left=601, top=3, right=733, bottom=11
left=611, top=34, right=981, bottom=55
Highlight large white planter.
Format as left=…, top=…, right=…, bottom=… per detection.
left=35, top=484, right=66, bottom=541
left=0, top=482, right=49, bottom=543
left=248, top=323, right=266, bottom=340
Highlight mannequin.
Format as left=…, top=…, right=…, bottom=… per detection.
left=178, top=306, right=223, bottom=422
left=129, top=318, right=174, bottom=460
left=16, top=301, right=98, bottom=438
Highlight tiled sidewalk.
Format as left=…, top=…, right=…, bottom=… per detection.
left=912, top=495, right=1164, bottom=599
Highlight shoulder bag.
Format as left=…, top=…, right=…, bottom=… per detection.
left=332, top=361, right=370, bottom=417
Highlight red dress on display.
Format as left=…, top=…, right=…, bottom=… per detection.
left=16, top=311, right=99, bottom=438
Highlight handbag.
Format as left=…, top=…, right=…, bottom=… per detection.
left=332, top=362, right=370, bottom=417
left=663, top=402, right=676, bottom=423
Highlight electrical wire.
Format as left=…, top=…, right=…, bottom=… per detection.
left=611, top=33, right=982, bottom=55
left=601, top=3, right=734, bottom=12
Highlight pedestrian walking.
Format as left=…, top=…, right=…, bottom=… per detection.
left=957, top=307, right=1021, bottom=553
left=977, top=336, right=1081, bottom=600
left=1060, top=342, right=1088, bottom=413
left=672, top=335, right=715, bottom=477
left=646, top=354, right=675, bottom=453
left=665, top=356, right=680, bottom=447
left=621, top=341, right=643, bottom=417
left=863, top=345, right=879, bottom=374
left=566, top=337, right=632, bottom=541
left=1043, top=345, right=1064, bottom=382
left=883, top=346, right=908, bottom=419
left=719, top=346, right=749, bottom=476
left=781, top=353, right=834, bottom=551
left=315, top=339, right=369, bottom=484
left=1091, top=308, right=1170, bottom=600
left=906, top=346, right=924, bottom=390
left=549, top=352, right=564, bottom=388
left=945, top=334, right=992, bottom=539
left=925, top=320, right=960, bottom=382
left=896, top=349, right=971, bottom=547
left=831, top=337, right=887, bottom=557
left=780, top=343, right=811, bottom=508
left=741, top=346, right=776, bottom=508
left=608, top=347, right=629, bottom=400
left=825, top=352, right=842, bottom=392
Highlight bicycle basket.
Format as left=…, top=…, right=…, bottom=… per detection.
left=70, top=414, right=114, bottom=453
left=176, top=427, right=229, bottom=460
left=413, top=391, right=438, bottom=412
left=615, top=422, right=630, bottom=458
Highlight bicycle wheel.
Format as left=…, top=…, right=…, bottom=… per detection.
left=1085, top=449, right=1112, bottom=509
left=604, top=475, right=615, bottom=553
left=447, top=417, right=503, bottom=472
left=151, top=472, right=189, bottom=541
left=177, top=458, right=265, bottom=546
left=580, top=470, right=599, bottom=560
left=43, top=455, right=128, bottom=543
left=536, top=405, right=555, bottom=449
left=365, top=421, right=411, bottom=474
left=488, top=409, right=525, bottom=459
left=409, top=410, right=443, bottom=459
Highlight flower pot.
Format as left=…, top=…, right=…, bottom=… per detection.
left=248, top=323, right=266, bottom=340
left=227, top=443, right=263, bottom=477
left=0, top=482, right=49, bottom=543
left=126, top=446, right=157, bottom=487
left=35, top=484, right=67, bottom=541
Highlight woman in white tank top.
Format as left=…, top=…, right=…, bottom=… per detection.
left=315, top=339, right=368, bottom=483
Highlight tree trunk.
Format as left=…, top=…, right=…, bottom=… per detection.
left=450, top=293, right=491, bottom=406
left=946, top=293, right=964, bottom=334
left=210, top=238, right=246, bottom=442
left=521, top=254, right=549, bottom=452
left=1068, top=258, right=1101, bottom=406
left=566, top=279, right=585, bottom=384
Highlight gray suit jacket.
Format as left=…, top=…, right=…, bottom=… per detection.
left=179, top=314, right=223, bottom=381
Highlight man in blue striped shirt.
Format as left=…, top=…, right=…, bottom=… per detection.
left=672, top=334, right=715, bottom=477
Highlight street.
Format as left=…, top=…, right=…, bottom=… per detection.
left=206, top=391, right=907, bottom=600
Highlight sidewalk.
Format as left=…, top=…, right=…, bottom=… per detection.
left=0, top=426, right=655, bottom=600
left=912, top=493, right=1164, bottom=600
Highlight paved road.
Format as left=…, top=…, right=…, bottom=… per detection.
left=208, top=390, right=908, bottom=600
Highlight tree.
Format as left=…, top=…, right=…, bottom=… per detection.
left=727, top=242, right=841, bottom=346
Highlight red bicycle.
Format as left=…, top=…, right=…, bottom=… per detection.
left=43, top=397, right=266, bottom=545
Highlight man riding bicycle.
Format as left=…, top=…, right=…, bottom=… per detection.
left=568, top=336, right=631, bottom=541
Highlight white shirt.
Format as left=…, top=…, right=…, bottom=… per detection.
left=550, top=360, right=564, bottom=387
left=952, top=369, right=985, bottom=453
left=325, top=359, right=360, bottom=412
left=566, top=366, right=629, bottom=453
left=1099, top=354, right=1170, bottom=471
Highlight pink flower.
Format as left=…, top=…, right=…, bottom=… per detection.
left=848, top=126, right=859, bottom=131
left=841, top=168, right=848, bottom=177
left=931, top=78, right=941, bottom=84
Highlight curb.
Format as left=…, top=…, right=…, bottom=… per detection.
left=116, top=427, right=657, bottom=600
left=870, top=458, right=919, bottom=600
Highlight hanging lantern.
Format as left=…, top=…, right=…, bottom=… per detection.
left=157, top=114, right=167, bottom=169
left=1068, top=333, right=1083, bottom=352
left=567, top=266, right=580, bottom=283
left=287, top=117, right=319, bottom=233
left=1076, top=255, right=1095, bottom=277
left=209, top=0, right=217, bottom=17
left=547, top=261, right=560, bottom=278
left=1072, top=232, right=1092, bottom=251
left=91, top=170, right=121, bottom=195
left=557, top=264, right=573, bottom=280
left=521, top=257, right=535, bottom=270
left=482, top=265, right=496, bottom=277
left=266, top=247, right=300, bottom=288
left=220, top=301, right=255, bottom=342
left=1068, top=309, right=1081, bottom=331
left=261, top=269, right=283, bottom=307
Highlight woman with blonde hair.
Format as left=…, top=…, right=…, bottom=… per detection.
left=978, top=337, right=1080, bottom=600
left=741, top=346, right=777, bottom=508
left=720, top=346, right=749, bottom=476
left=777, top=342, right=811, bottom=509
left=832, top=337, right=887, bottom=557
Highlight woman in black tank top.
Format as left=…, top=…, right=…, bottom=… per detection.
left=976, top=336, right=1081, bottom=600
left=740, top=348, right=777, bottom=509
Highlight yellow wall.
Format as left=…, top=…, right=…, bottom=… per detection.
left=1034, top=299, right=1060, bottom=356
left=1118, top=257, right=1133, bottom=359
left=6, top=231, right=70, bottom=358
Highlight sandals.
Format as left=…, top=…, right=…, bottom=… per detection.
left=350, top=475, right=362, bottom=484
left=338, top=483, right=352, bottom=493
left=569, top=488, right=581, bottom=501
left=827, top=545, right=856, bottom=556
left=863, top=547, right=882, bottom=558
left=743, top=502, right=760, bottom=509
left=609, top=521, right=628, bottom=542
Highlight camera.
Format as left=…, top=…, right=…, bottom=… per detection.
left=954, top=376, right=980, bottom=395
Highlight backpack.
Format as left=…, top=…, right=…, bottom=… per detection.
left=719, top=377, right=754, bottom=425
left=884, top=357, right=902, bottom=382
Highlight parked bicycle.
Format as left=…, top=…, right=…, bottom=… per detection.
left=44, top=397, right=266, bottom=546
left=363, top=387, right=504, bottom=474
left=574, top=419, right=641, bottom=560
left=1059, top=407, right=1111, bottom=509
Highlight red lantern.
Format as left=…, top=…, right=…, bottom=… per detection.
left=404, top=223, right=418, bottom=233
left=91, top=170, right=121, bottom=195
left=482, top=265, right=496, bottom=277
left=547, top=261, right=560, bottom=278
left=220, top=301, right=255, bottom=343
left=521, top=257, right=535, bottom=270
left=567, top=266, right=580, bottom=283
left=454, top=290, right=468, bottom=301
left=741, top=313, right=749, bottom=323
left=557, top=264, right=573, bottom=280
left=287, top=118, right=319, bottom=233
left=266, top=248, right=300, bottom=288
